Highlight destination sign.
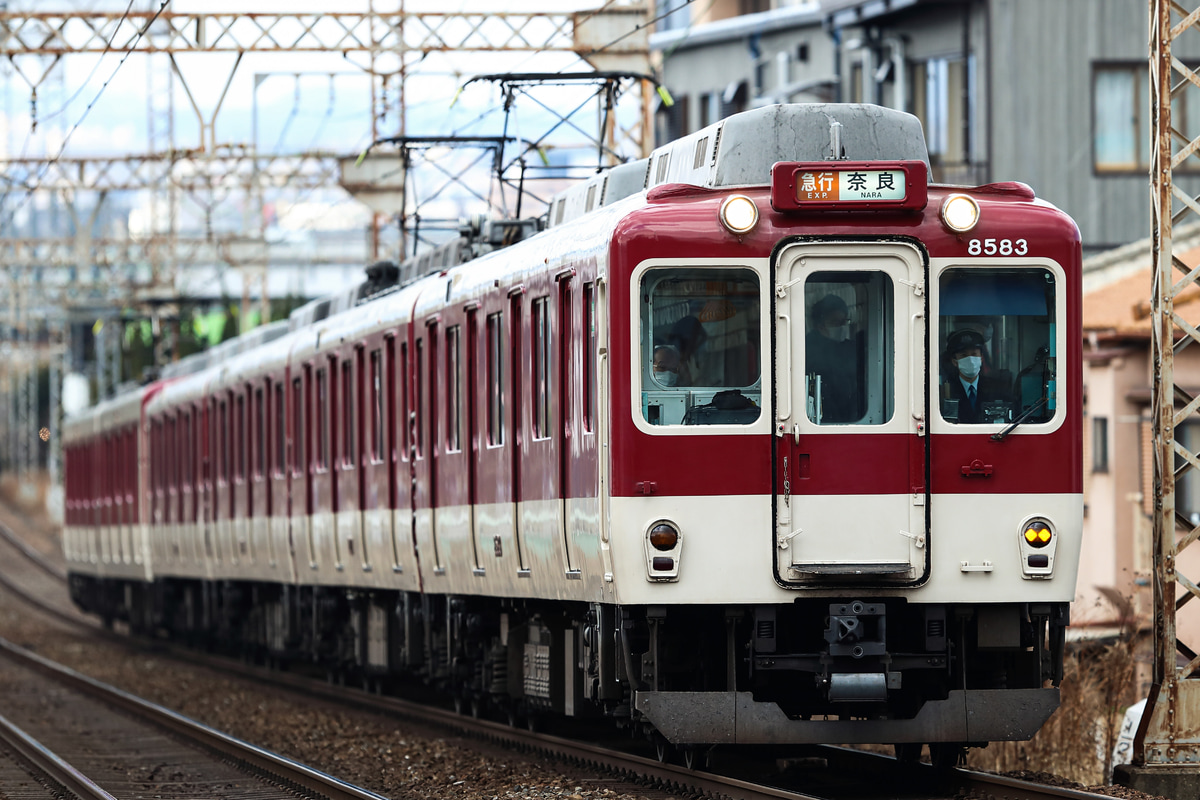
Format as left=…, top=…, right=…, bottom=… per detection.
left=795, top=169, right=906, bottom=202
left=770, top=160, right=928, bottom=212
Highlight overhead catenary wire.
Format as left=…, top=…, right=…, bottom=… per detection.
left=34, top=0, right=137, bottom=125
left=0, top=0, right=140, bottom=223
left=0, top=0, right=172, bottom=233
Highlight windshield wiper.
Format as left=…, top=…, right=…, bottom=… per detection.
left=991, top=395, right=1050, bottom=442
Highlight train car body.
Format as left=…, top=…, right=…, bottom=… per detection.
left=63, top=103, right=1082, bottom=756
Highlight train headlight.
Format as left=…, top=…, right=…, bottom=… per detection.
left=720, top=195, right=759, bottom=235
left=1018, top=517, right=1056, bottom=579
left=940, top=194, right=980, bottom=233
left=644, top=520, right=681, bottom=581
left=649, top=523, right=679, bottom=551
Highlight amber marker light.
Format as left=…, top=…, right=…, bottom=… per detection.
left=940, top=193, right=980, bottom=233
left=1023, top=521, right=1053, bottom=548
left=649, top=522, right=680, bottom=551
left=720, top=195, right=759, bottom=235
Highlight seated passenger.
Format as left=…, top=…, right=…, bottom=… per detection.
left=652, top=345, right=682, bottom=387
left=943, top=329, right=1012, bottom=424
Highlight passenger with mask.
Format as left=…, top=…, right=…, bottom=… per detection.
left=805, top=294, right=862, bottom=423
left=652, top=345, right=682, bottom=387
left=942, top=329, right=1011, bottom=424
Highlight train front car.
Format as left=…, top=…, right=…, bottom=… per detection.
left=607, top=104, right=1081, bottom=757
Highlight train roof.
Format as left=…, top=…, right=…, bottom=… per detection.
left=100, top=102, right=930, bottom=415
left=547, top=102, right=927, bottom=230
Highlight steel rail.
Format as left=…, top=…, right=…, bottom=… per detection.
left=0, top=712, right=117, bottom=800
left=0, top=637, right=388, bottom=800
left=0, top=520, right=66, bottom=581
left=819, top=744, right=1126, bottom=800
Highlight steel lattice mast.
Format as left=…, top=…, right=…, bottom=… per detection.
left=1139, top=0, right=1200, bottom=768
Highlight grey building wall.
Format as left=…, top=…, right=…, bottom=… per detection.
left=989, top=0, right=1200, bottom=252
left=653, top=0, right=1200, bottom=253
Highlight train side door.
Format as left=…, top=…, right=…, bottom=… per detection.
left=509, top=293, right=530, bottom=576
left=557, top=276, right=581, bottom=578
left=773, top=241, right=928, bottom=583
left=465, top=308, right=483, bottom=574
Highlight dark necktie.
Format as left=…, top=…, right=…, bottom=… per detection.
left=968, top=385, right=977, bottom=408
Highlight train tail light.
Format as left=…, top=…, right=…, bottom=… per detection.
left=1018, top=517, right=1056, bottom=579
left=649, top=523, right=679, bottom=550
left=645, top=520, right=681, bottom=581
left=1023, top=521, right=1053, bottom=547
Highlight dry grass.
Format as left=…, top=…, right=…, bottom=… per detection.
left=966, top=620, right=1141, bottom=784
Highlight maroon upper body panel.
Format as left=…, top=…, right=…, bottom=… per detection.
left=609, top=183, right=1082, bottom=499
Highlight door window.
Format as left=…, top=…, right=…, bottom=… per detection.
left=639, top=267, right=761, bottom=426
left=937, top=267, right=1057, bottom=425
left=804, top=271, right=895, bottom=425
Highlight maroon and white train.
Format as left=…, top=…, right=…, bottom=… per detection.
left=62, top=103, right=1081, bottom=762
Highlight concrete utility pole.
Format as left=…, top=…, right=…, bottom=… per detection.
left=1121, top=2, right=1200, bottom=797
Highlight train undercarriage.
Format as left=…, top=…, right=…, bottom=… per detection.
left=68, top=574, right=1068, bottom=756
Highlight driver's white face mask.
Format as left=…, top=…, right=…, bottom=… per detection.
left=957, top=355, right=982, bottom=380
left=658, top=370, right=679, bottom=387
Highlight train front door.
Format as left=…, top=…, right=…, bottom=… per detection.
left=773, top=241, right=928, bottom=583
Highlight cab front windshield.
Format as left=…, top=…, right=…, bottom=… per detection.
left=938, top=267, right=1057, bottom=426
left=640, top=268, right=761, bottom=426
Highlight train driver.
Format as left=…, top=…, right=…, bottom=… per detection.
left=942, top=329, right=1010, bottom=424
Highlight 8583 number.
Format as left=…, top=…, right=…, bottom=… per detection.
left=967, top=238, right=1028, bottom=256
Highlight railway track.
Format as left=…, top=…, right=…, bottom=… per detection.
left=0, top=511, right=1134, bottom=800
left=0, top=634, right=388, bottom=800
left=0, top=712, right=117, bottom=800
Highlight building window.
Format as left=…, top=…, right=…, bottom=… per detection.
left=1092, top=416, right=1109, bottom=473
left=1095, top=65, right=1148, bottom=171
left=911, top=57, right=972, bottom=167
left=1178, top=422, right=1200, bottom=524
left=1093, top=62, right=1200, bottom=173
left=656, top=93, right=690, bottom=142
left=699, top=91, right=719, bottom=129
left=655, top=0, right=689, bottom=32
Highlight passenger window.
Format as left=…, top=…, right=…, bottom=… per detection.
left=639, top=267, right=761, bottom=426
left=804, top=272, right=895, bottom=426
left=938, top=267, right=1057, bottom=425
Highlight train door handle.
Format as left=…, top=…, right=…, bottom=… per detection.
left=777, top=312, right=792, bottom=426
left=960, top=460, right=993, bottom=478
